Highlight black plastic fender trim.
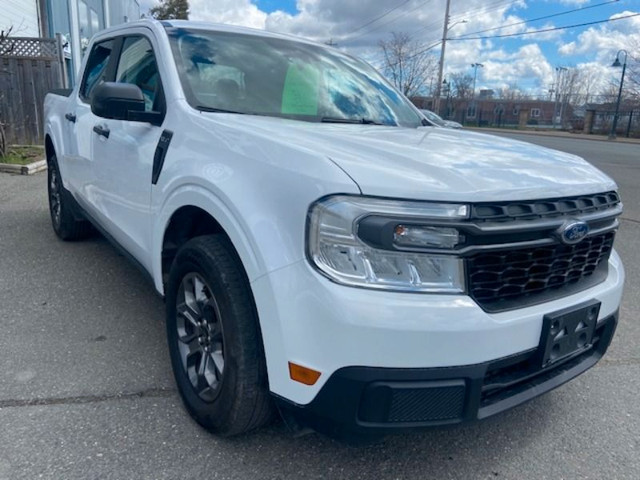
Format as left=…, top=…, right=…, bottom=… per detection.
left=152, top=130, right=173, bottom=185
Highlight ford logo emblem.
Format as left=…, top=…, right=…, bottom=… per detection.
left=558, top=220, right=589, bottom=245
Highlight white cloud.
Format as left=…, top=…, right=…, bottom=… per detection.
left=188, top=0, right=268, bottom=29
left=557, top=10, right=640, bottom=61
left=480, top=43, right=555, bottom=90
left=556, top=0, right=591, bottom=5
left=143, top=0, right=634, bottom=96
left=523, top=22, right=565, bottom=41
left=558, top=41, right=576, bottom=56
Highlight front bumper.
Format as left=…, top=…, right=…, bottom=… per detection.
left=276, top=311, right=618, bottom=436
left=251, top=250, right=624, bottom=407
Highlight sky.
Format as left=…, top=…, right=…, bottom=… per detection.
left=141, top=0, right=640, bottom=97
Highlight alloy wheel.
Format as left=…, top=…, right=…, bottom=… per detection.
left=49, top=165, right=62, bottom=227
left=176, top=273, right=225, bottom=402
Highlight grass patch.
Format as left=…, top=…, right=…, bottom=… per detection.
left=0, top=146, right=45, bottom=165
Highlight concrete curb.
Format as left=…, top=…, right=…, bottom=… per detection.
left=468, top=127, right=640, bottom=145
left=0, top=158, right=47, bottom=175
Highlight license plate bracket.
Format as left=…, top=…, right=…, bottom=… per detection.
left=537, top=300, right=601, bottom=368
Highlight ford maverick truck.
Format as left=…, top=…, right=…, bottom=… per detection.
left=44, top=20, right=624, bottom=438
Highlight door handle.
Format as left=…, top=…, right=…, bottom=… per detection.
left=64, top=113, right=76, bottom=123
left=93, top=125, right=110, bottom=139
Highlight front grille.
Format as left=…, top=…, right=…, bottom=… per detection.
left=468, top=232, right=615, bottom=311
left=470, top=191, right=620, bottom=223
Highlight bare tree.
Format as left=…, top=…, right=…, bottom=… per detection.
left=378, top=32, right=437, bottom=97
left=450, top=73, right=474, bottom=99
left=624, top=39, right=640, bottom=102
left=150, top=0, right=190, bottom=20
left=497, top=82, right=526, bottom=100
left=574, top=67, right=599, bottom=104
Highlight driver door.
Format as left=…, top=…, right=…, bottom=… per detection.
left=90, top=33, right=166, bottom=271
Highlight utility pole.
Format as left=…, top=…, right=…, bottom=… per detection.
left=553, top=66, right=567, bottom=129
left=434, top=0, right=451, bottom=115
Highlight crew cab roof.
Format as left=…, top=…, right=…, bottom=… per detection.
left=99, top=19, right=329, bottom=49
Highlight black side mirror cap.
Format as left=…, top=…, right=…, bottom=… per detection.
left=91, top=82, right=145, bottom=121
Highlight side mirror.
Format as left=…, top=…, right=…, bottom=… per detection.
left=91, top=82, right=145, bottom=121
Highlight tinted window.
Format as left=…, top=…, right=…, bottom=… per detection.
left=80, top=39, right=113, bottom=101
left=116, top=36, right=161, bottom=112
left=167, top=29, right=424, bottom=128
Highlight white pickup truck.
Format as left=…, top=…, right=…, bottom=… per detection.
left=44, top=19, right=624, bottom=439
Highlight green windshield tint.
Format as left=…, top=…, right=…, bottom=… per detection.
left=281, top=63, right=320, bottom=116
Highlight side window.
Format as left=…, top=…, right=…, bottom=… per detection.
left=115, top=36, right=161, bottom=112
left=80, top=39, right=114, bottom=101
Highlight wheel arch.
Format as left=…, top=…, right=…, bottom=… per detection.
left=45, top=134, right=55, bottom=162
left=44, top=130, right=68, bottom=188
left=161, top=205, right=227, bottom=287
left=153, top=186, right=265, bottom=297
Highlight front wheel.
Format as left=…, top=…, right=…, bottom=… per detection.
left=166, top=235, right=274, bottom=436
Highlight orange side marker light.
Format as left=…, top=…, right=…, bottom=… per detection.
left=288, top=362, right=321, bottom=386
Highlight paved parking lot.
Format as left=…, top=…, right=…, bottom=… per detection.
left=0, top=134, right=638, bottom=479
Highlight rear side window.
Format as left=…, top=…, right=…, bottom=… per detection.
left=80, top=39, right=114, bottom=101
left=115, top=36, right=161, bottom=112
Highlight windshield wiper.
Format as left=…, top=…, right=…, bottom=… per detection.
left=196, top=106, right=246, bottom=114
left=321, top=116, right=385, bottom=125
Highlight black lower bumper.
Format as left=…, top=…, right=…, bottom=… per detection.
left=276, top=311, right=618, bottom=438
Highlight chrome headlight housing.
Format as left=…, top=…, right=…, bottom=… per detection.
left=307, top=195, right=469, bottom=293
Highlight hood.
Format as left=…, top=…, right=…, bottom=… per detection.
left=212, top=115, right=617, bottom=202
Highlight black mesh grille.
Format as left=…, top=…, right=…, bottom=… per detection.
left=468, top=232, right=615, bottom=311
left=470, top=191, right=620, bottom=223
left=388, top=386, right=465, bottom=422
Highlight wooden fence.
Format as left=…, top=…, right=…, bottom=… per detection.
left=0, top=36, right=66, bottom=145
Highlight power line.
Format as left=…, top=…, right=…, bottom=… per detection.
left=410, top=17, right=444, bottom=37
left=377, top=39, right=442, bottom=71
left=396, top=40, right=443, bottom=65
left=409, top=0, right=521, bottom=54
left=348, top=0, right=412, bottom=35
left=448, top=12, right=640, bottom=41
left=344, top=0, right=434, bottom=41
left=449, top=0, right=522, bottom=22
left=455, top=0, right=620, bottom=39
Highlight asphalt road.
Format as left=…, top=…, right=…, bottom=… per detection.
left=0, top=134, right=638, bottom=480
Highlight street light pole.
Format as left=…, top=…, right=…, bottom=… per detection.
left=471, top=63, right=483, bottom=98
left=609, top=49, right=628, bottom=140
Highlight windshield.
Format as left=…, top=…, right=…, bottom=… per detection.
left=167, top=28, right=424, bottom=127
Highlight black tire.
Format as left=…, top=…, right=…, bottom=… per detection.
left=166, top=235, right=275, bottom=436
left=47, top=154, right=93, bottom=241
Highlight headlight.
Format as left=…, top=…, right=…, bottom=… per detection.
left=307, top=195, right=468, bottom=293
